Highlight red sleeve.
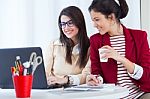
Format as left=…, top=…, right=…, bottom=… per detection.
left=136, top=31, right=150, bottom=92
left=90, top=34, right=102, bottom=75
left=131, top=30, right=150, bottom=92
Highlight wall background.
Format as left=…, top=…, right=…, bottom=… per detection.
left=0, top=0, right=148, bottom=50
left=141, top=0, right=150, bottom=44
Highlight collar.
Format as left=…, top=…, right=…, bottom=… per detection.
left=72, top=44, right=79, bottom=55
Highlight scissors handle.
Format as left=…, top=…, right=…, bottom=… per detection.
left=35, top=56, right=42, bottom=65
left=29, top=52, right=43, bottom=75
left=32, top=56, right=42, bottom=74
left=29, top=52, right=37, bottom=63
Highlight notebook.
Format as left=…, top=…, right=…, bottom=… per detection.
left=0, top=47, right=49, bottom=89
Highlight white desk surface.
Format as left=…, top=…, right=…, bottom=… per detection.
left=0, top=85, right=129, bottom=99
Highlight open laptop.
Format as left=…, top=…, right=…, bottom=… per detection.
left=0, top=47, right=49, bottom=89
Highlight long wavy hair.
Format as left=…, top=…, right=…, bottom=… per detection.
left=58, top=6, right=90, bottom=68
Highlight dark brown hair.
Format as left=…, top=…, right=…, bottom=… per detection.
left=88, top=0, right=129, bottom=23
left=58, top=6, right=90, bottom=68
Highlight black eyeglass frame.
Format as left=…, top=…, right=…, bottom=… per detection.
left=59, top=20, right=75, bottom=29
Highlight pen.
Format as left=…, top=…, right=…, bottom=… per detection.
left=11, top=67, right=15, bottom=76
left=11, top=67, right=19, bottom=76
left=15, top=56, right=24, bottom=75
left=15, top=56, right=22, bottom=71
left=94, top=75, right=103, bottom=84
left=19, top=65, right=23, bottom=75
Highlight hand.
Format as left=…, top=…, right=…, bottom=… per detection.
left=102, top=45, right=135, bottom=74
left=86, top=74, right=103, bottom=86
left=47, top=75, right=68, bottom=85
left=101, top=45, right=124, bottom=62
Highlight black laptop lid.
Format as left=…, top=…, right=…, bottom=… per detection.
left=0, top=47, right=48, bottom=89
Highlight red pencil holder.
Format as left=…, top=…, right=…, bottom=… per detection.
left=13, top=75, right=33, bottom=98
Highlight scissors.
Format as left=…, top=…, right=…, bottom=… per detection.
left=29, top=52, right=42, bottom=74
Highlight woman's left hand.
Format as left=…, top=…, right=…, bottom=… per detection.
left=102, top=45, right=135, bottom=74
left=101, top=45, right=124, bottom=62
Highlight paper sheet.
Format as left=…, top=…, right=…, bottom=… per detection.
left=64, top=84, right=115, bottom=91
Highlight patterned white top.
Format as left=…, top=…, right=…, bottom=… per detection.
left=110, top=35, right=144, bottom=99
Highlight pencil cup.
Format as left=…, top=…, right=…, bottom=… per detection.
left=13, top=75, right=33, bottom=98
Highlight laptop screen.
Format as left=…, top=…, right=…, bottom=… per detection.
left=0, top=47, right=48, bottom=89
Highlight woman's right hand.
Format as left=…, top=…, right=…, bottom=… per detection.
left=86, top=74, right=103, bottom=86
left=47, top=75, right=68, bottom=85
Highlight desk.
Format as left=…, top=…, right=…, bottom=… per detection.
left=0, top=85, right=129, bottom=99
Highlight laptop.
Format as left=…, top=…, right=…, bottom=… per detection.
left=0, top=47, right=49, bottom=89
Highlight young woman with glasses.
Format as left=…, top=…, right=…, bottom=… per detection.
left=44, top=6, right=90, bottom=87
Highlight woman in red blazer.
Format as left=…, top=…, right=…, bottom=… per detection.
left=87, top=0, right=150, bottom=98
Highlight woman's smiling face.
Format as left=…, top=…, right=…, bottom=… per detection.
left=90, top=10, right=112, bottom=35
left=60, top=15, right=79, bottom=41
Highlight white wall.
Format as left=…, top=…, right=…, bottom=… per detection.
left=33, top=0, right=141, bottom=38
left=0, top=0, right=142, bottom=48
left=121, top=0, right=141, bottom=29
left=0, top=0, right=33, bottom=47
left=141, top=0, right=150, bottom=44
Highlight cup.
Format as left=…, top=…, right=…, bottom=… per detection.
left=98, top=48, right=108, bottom=62
left=13, top=75, right=33, bottom=98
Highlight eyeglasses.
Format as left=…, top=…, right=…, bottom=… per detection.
left=60, top=20, right=74, bottom=29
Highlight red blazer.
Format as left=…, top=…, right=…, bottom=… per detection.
left=90, top=25, right=150, bottom=92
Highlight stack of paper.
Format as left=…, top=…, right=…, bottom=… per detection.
left=64, top=84, right=115, bottom=91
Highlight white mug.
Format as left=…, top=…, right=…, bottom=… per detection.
left=98, top=48, right=108, bottom=62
